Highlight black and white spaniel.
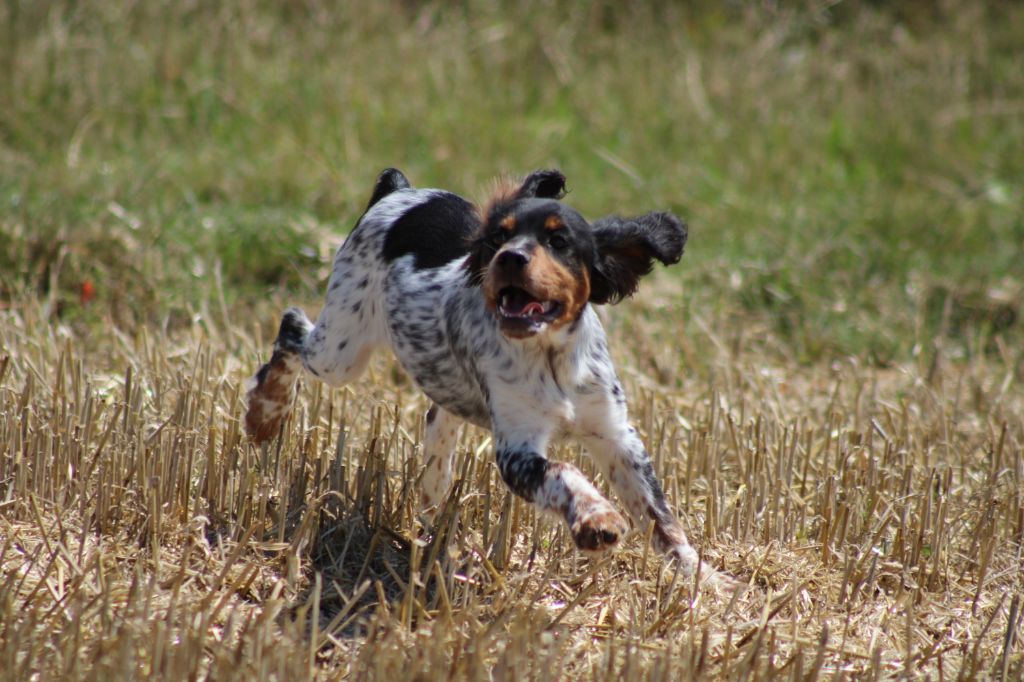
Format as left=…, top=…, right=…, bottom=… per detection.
left=246, top=168, right=732, bottom=585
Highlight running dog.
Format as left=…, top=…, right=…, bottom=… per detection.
left=246, top=168, right=728, bottom=582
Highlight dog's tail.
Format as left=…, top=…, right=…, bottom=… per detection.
left=365, top=168, right=411, bottom=210
left=244, top=308, right=313, bottom=444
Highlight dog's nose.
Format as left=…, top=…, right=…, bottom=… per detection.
left=496, top=248, right=530, bottom=272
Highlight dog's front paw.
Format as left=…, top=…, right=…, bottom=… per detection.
left=669, top=543, right=700, bottom=577
left=570, top=505, right=629, bottom=553
left=670, top=543, right=746, bottom=594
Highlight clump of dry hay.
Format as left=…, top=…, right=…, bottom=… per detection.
left=2, top=291, right=1022, bottom=680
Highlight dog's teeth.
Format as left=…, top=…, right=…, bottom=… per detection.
left=541, top=301, right=554, bottom=313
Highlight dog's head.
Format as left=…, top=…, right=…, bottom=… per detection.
left=466, top=170, right=688, bottom=339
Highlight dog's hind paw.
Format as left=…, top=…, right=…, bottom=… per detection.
left=244, top=349, right=302, bottom=444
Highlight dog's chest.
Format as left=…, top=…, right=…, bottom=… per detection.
left=480, top=340, right=586, bottom=438
left=383, top=261, right=604, bottom=433
left=532, top=350, right=577, bottom=427
left=509, top=361, right=574, bottom=419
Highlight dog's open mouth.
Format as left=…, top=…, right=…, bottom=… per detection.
left=496, top=286, right=562, bottom=333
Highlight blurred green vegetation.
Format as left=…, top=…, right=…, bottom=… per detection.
left=1, top=0, right=1021, bottom=362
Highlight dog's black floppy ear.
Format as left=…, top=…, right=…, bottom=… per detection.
left=366, top=168, right=411, bottom=210
left=589, top=211, right=687, bottom=305
left=514, top=169, right=567, bottom=200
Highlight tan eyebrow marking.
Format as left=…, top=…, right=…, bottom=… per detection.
left=544, top=216, right=564, bottom=231
left=499, top=215, right=516, bottom=231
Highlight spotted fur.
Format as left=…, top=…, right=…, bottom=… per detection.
left=245, top=168, right=735, bottom=586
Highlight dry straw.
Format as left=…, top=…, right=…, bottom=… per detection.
left=2, top=288, right=1022, bottom=680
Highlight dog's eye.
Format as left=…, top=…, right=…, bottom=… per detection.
left=549, top=233, right=569, bottom=249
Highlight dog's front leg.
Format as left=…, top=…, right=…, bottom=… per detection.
left=575, top=388, right=713, bottom=577
left=577, top=393, right=743, bottom=590
left=580, top=424, right=702, bottom=568
left=492, top=428, right=628, bottom=553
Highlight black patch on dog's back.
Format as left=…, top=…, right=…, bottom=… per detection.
left=382, top=193, right=479, bottom=269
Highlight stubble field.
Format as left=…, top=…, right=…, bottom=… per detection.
left=2, top=2, right=1023, bottom=679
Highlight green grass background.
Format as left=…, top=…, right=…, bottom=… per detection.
left=2, top=0, right=1022, bottom=363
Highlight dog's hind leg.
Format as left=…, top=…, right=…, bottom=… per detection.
left=245, top=307, right=315, bottom=444
left=300, top=302, right=383, bottom=388
left=245, top=167, right=407, bottom=444
left=245, top=298, right=383, bottom=443
left=418, top=404, right=462, bottom=514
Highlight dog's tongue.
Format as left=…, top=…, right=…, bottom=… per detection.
left=521, top=301, right=545, bottom=317
left=502, top=289, right=542, bottom=317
